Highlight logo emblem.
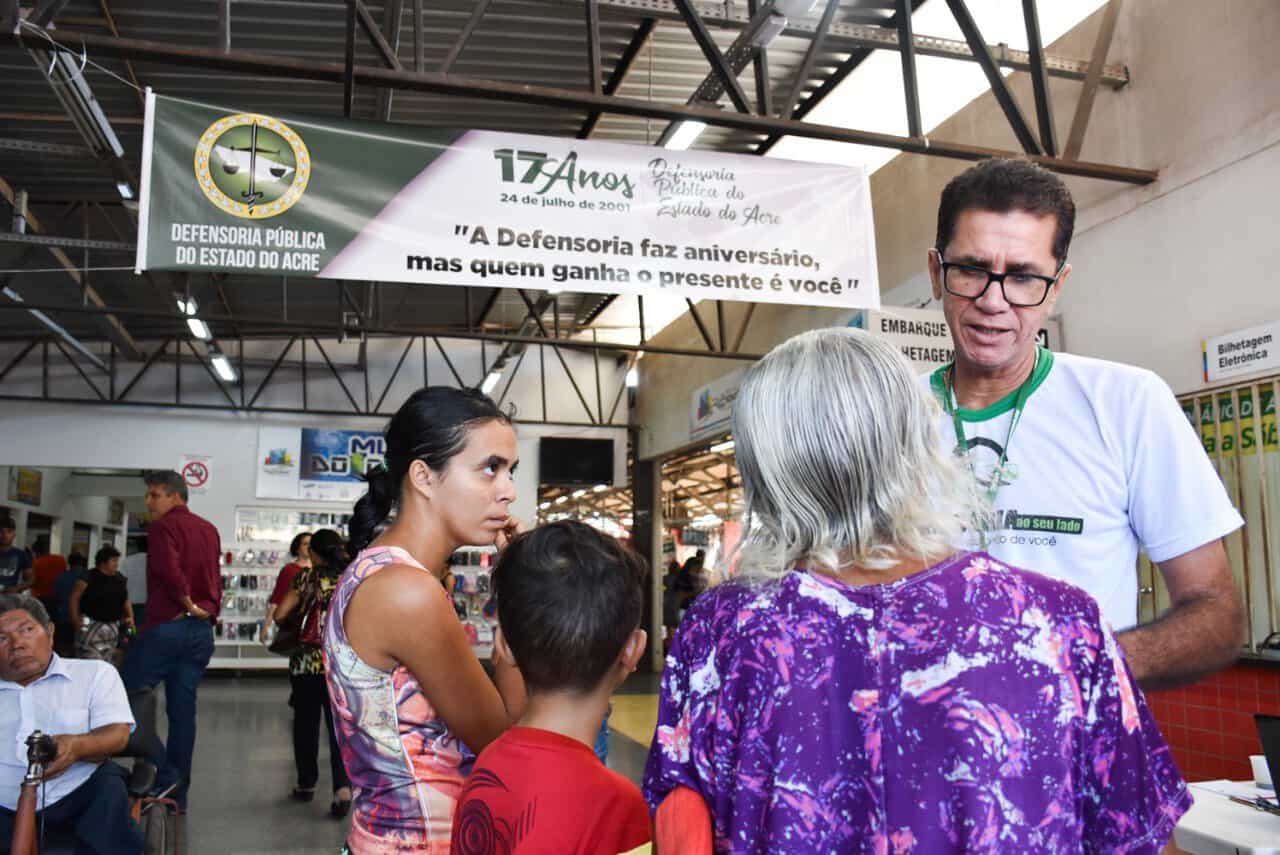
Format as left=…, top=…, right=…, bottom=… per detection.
left=194, top=113, right=310, bottom=219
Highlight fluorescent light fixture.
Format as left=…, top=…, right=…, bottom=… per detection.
left=538, top=501, right=551, bottom=510
left=774, top=0, right=820, bottom=17
left=663, top=120, right=707, bottom=151
left=187, top=317, right=211, bottom=341
left=210, top=353, right=236, bottom=382
left=555, top=496, right=569, bottom=505
left=572, top=489, right=587, bottom=498
left=710, top=439, right=735, bottom=454
left=625, top=366, right=639, bottom=388
left=751, top=13, right=788, bottom=47
left=480, top=370, right=502, bottom=395
left=593, top=484, right=608, bottom=493
left=176, top=297, right=196, bottom=314
left=115, top=181, right=134, bottom=200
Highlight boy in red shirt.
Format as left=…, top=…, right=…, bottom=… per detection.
left=452, top=520, right=652, bottom=855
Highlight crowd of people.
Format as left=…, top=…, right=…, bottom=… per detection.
left=0, top=158, right=1250, bottom=854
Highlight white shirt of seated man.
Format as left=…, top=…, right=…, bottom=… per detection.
left=0, top=603, right=135, bottom=811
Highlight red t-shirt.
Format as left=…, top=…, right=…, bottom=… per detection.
left=269, top=562, right=304, bottom=606
left=452, top=726, right=652, bottom=855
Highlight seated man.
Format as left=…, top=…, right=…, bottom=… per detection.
left=452, top=521, right=652, bottom=854
left=0, top=594, right=143, bottom=855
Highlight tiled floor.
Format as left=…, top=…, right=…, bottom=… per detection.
left=164, top=671, right=661, bottom=854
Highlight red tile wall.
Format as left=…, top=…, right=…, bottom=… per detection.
left=1147, top=662, right=1280, bottom=782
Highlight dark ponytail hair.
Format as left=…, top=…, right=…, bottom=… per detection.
left=348, top=386, right=511, bottom=552
left=308, top=528, right=349, bottom=572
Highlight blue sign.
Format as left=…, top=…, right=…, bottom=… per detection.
left=300, top=429, right=386, bottom=483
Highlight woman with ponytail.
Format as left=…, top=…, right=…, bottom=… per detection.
left=273, top=528, right=351, bottom=815
left=323, top=387, right=526, bottom=854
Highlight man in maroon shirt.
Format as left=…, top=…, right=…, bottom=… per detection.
left=120, top=470, right=221, bottom=811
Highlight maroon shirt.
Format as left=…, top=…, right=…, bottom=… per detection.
left=268, top=562, right=304, bottom=606
left=144, top=504, right=222, bottom=628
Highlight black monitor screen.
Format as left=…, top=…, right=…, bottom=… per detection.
left=539, top=437, right=614, bottom=486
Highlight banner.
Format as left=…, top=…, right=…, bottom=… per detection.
left=137, top=92, right=879, bottom=310
left=255, top=426, right=384, bottom=501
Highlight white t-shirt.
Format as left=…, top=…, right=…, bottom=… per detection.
left=923, top=349, right=1243, bottom=630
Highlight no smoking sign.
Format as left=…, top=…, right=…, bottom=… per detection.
left=179, top=454, right=213, bottom=495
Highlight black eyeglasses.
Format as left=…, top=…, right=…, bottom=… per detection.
left=938, top=254, right=1063, bottom=307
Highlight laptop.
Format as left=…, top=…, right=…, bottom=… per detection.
left=1255, top=714, right=1280, bottom=794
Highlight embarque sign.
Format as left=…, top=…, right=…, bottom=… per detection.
left=137, top=92, right=880, bottom=310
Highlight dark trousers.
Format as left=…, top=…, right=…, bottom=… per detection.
left=119, top=616, right=215, bottom=806
left=0, top=762, right=143, bottom=855
left=290, top=673, right=349, bottom=793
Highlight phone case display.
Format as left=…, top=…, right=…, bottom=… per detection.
left=211, top=505, right=352, bottom=670
left=450, top=547, right=499, bottom=660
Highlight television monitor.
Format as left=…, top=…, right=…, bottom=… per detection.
left=539, top=437, right=614, bottom=486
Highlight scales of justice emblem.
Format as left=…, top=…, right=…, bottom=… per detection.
left=194, top=113, right=311, bottom=219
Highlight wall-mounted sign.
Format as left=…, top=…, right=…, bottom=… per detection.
left=178, top=453, right=213, bottom=496
left=690, top=368, right=746, bottom=441
left=847, top=306, right=1063, bottom=373
left=255, top=426, right=383, bottom=502
left=6, top=468, right=42, bottom=506
left=138, top=92, right=880, bottom=311
left=1203, top=321, right=1280, bottom=384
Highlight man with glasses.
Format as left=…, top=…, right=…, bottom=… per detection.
left=924, top=158, right=1243, bottom=689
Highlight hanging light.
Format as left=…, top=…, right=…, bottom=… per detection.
left=176, top=297, right=211, bottom=341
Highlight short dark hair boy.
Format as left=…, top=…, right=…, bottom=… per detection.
left=452, top=520, right=651, bottom=853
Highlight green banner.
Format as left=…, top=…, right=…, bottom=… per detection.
left=137, top=92, right=881, bottom=309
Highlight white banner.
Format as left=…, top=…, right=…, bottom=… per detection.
left=1204, top=321, right=1280, bottom=383
left=320, top=130, right=879, bottom=310
left=255, top=427, right=301, bottom=500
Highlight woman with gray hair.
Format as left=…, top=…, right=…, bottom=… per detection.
left=643, top=327, right=1189, bottom=854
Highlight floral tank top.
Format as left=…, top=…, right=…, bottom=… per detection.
left=324, top=545, right=474, bottom=853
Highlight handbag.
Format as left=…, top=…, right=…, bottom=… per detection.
left=268, top=571, right=318, bottom=658
left=298, top=580, right=324, bottom=648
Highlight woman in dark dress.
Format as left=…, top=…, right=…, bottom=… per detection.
left=70, top=545, right=134, bottom=662
left=274, top=528, right=352, bottom=817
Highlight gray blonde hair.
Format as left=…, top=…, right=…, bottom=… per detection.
left=732, top=327, right=980, bottom=579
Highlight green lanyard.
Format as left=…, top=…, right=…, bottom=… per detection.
left=943, top=349, right=1039, bottom=548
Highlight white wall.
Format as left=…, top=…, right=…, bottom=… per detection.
left=0, top=402, right=627, bottom=553
left=0, top=465, right=124, bottom=557
left=635, top=0, right=1280, bottom=458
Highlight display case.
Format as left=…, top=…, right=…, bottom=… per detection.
left=449, top=546, right=499, bottom=661
left=211, top=506, right=350, bottom=670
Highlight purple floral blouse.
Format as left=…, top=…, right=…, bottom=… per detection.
left=643, top=552, right=1191, bottom=854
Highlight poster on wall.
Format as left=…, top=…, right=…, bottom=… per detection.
left=178, top=453, right=213, bottom=496
left=137, top=93, right=879, bottom=310
left=298, top=429, right=386, bottom=501
left=255, top=426, right=384, bottom=501
left=7, top=468, right=42, bottom=506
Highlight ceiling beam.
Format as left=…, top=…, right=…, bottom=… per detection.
left=4, top=30, right=1155, bottom=184
left=439, top=0, right=495, bottom=74
left=1064, top=0, right=1123, bottom=160
left=946, top=0, right=1041, bottom=154
left=672, top=0, right=752, bottom=114
left=780, top=0, right=841, bottom=121
left=553, top=0, right=1129, bottom=88
left=0, top=175, right=142, bottom=359
left=578, top=17, right=656, bottom=139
